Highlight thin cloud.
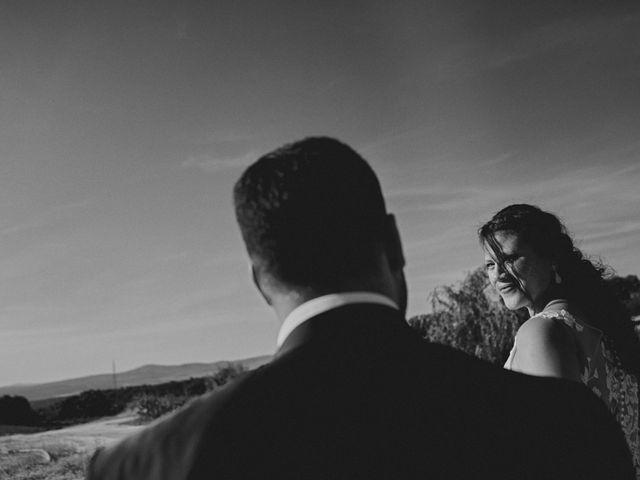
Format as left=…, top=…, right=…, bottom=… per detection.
left=51, top=200, right=91, bottom=212
left=0, top=220, right=41, bottom=238
left=359, top=124, right=439, bottom=156
left=0, top=200, right=90, bottom=238
left=478, top=152, right=514, bottom=168
left=435, top=8, right=639, bottom=80
left=403, top=223, right=472, bottom=254
left=581, top=221, right=640, bottom=243
left=176, top=21, right=188, bottom=40
left=391, top=188, right=490, bottom=214
left=315, top=78, right=343, bottom=96
left=180, top=151, right=258, bottom=172
left=182, top=129, right=255, bottom=147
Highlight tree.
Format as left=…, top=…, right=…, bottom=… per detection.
left=57, top=390, right=115, bottom=420
left=607, top=275, right=640, bottom=317
left=409, top=267, right=526, bottom=365
left=0, top=395, right=40, bottom=425
left=206, top=363, right=247, bottom=390
left=133, top=394, right=188, bottom=421
left=409, top=269, right=640, bottom=365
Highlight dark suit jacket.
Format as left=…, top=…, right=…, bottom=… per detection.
left=87, top=304, right=634, bottom=479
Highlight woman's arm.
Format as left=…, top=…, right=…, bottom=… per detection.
left=511, top=316, right=582, bottom=382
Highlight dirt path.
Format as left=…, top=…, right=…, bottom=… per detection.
left=0, top=414, right=146, bottom=479
left=0, top=413, right=145, bottom=454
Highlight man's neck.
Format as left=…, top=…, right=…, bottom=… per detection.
left=276, top=291, right=400, bottom=348
left=272, top=284, right=397, bottom=324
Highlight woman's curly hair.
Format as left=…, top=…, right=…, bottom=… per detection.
left=479, top=204, right=640, bottom=378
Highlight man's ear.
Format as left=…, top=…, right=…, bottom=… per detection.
left=384, top=214, right=405, bottom=271
left=251, top=263, right=273, bottom=305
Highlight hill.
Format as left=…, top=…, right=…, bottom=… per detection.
left=0, top=356, right=271, bottom=402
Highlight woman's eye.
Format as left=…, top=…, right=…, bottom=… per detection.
left=503, top=257, right=517, bottom=268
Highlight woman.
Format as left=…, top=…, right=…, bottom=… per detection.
left=479, top=204, right=640, bottom=473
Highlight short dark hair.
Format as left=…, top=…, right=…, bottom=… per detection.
left=234, top=137, right=388, bottom=288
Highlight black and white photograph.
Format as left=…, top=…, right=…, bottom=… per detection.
left=1, top=1, right=639, bottom=478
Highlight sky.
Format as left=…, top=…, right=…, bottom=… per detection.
left=1, top=0, right=639, bottom=386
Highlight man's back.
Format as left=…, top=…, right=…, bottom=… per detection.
left=87, top=137, right=635, bottom=478
left=88, top=304, right=634, bottom=479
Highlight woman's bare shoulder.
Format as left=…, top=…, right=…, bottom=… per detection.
left=516, top=313, right=573, bottom=345
left=513, top=313, right=580, bottom=380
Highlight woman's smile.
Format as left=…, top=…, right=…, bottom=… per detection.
left=497, top=283, right=518, bottom=294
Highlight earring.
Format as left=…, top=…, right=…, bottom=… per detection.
left=552, top=266, right=562, bottom=284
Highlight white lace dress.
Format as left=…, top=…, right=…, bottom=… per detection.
left=504, top=309, right=640, bottom=476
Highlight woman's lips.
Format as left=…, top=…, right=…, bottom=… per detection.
left=498, top=284, right=518, bottom=294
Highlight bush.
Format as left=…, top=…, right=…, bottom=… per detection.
left=133, top=394, right=188, bottom=421
left=410, top=269, right=640, bottom=365
left=207, top=363, right=247, bottom=389
left=58, top=390, right=118, bottom=420
left=36, top=364, right=248, bottom=425
left=132, top=364, right=248, bottom=420
left=0, top=395, right=40, bottom=426
left=607, top=274, right=640, bottom=317
left=409, top=267, right=526, bottom=365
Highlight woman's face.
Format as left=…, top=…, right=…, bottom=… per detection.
left=483, top=231, right=553, bottom=313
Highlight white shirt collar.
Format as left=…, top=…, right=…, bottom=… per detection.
left=276, top=291, right=399, bottom=348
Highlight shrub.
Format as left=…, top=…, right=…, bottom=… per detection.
left=607, top=274, right=640, bottom=317
left=409, top=267, right=526, bottom=365
left=0, top=395, right=40, bottom=426
left=35, top=361, right=250, bottom=425
left=132, top=364, right=248, bottom=420
left=410, top=269, right=640, bottom=365
left=132, top=394, right=188, bottom=421
left=56, top=390, right=115, bottom=421
left=207, top=363, right=247, bottom=390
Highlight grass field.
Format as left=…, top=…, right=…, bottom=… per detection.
left=0, top=413, right=144, bottom=480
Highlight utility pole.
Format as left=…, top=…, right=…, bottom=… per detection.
left=112, top=360, right=118, bottom=390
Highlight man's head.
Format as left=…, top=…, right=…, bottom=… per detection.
left=234, top=137, right=406, bottom=314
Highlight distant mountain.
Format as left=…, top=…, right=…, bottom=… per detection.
left=0, top=356, right=271, bottom=401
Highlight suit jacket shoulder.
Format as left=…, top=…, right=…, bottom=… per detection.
left=87, top=306, right=635, bottom=479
